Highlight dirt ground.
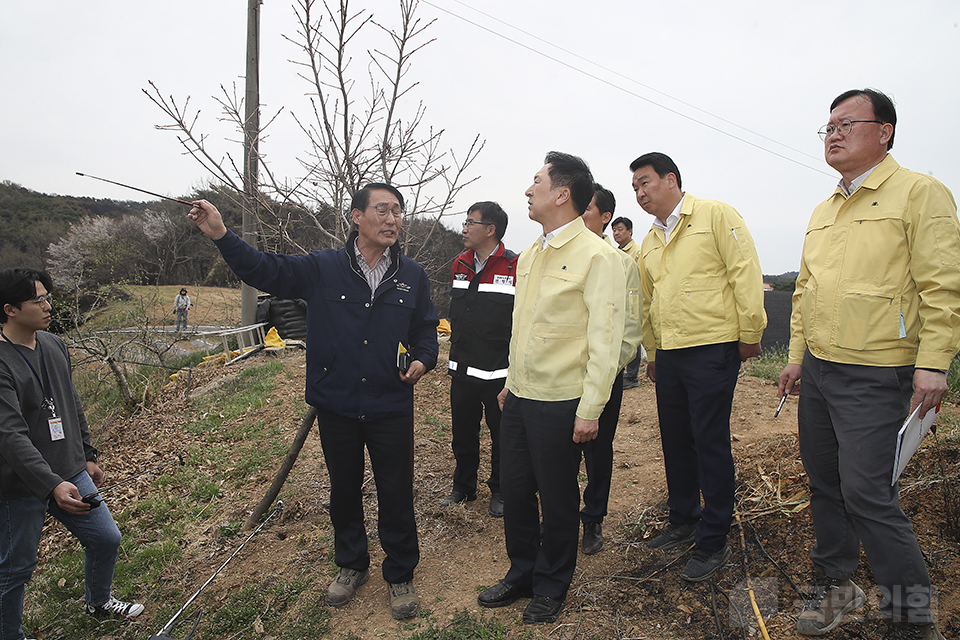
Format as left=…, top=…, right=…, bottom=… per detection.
left=48, top=342, right=960, bottom=639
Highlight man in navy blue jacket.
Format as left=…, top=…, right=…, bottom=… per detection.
left=189, top=184, right=439, bottom=620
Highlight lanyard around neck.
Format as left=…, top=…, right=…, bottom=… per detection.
left=1, top=330, right=56, bottom=416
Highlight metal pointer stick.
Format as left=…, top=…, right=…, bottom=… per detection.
left=76, top=172, right=195, bottom=207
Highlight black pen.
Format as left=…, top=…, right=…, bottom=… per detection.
left=774, top=393, right=788, bottom=418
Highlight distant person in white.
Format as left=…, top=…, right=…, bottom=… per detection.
left=173, top=288, right=191, bottom=331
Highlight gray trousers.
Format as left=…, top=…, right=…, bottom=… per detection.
left=799, top=350, right=932, bottom=624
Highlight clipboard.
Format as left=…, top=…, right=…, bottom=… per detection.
left=891, top=402, right=939, bottom=485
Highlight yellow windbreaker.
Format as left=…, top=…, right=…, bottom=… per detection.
left=789, top=155, right=960, bottom=369
left=619, top=238, right=642, bottom=265
left=506, top=217, right=626, bottom=420
left=639, top=194, right=766, bottom=360
left=617, top=248, right=643, bottom=371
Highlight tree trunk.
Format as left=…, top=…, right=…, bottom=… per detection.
left=106, top=355, right=137, bottom=408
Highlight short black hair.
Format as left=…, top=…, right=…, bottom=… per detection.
left=468, top=201, right=508, bottom=241
left=629, top=152, right=682, bottom=191
left=830, top=88, right=897, bottom=150
left=0, top=268, right=53, bottom=323
left=611, top=216, right=633, bottom=231
left=544, top=151, right=595, bottom=215
left=592, top=183, right=616, bottom=231
left=351, top=183, right=406, bottom=214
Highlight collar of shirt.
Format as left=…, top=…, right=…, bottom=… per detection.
left=540, top=219, right=575, bottom=250
left=474, top=252, right=489, bottom=273
left=354, top=240, right=392, bottom=292
left=839, top=161, right=883, bottom=196
left=651, top=193, right=685, bottom=242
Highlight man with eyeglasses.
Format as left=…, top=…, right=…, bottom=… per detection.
left=188, top=184, right=439, bottom=621
left=441, top=202, right=517, bottom=518
left=779, top=89, right=959, bottom=640
left=0, top=268, right=144, bottom=640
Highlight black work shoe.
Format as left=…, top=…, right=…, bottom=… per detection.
left=522, top=595, right=564, bottom=623
left=622, top=378, right=640, bottom=389
left=581, top=522, right=604, bottom=555
left=680, top=545, right=732, bottom=582
left=440, top=490, right=476, bottom=507
left=478, top=579, right=533, bottom=608
left=646, top=521, right=697, bottom=551
left=488, top=492, right=504, bottom=518
left=884, top=622, right=946, bottom=640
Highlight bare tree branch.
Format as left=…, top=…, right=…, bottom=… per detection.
left=145, top=0, right=484, bottom=281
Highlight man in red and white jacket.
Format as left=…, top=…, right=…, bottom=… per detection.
left=442, top=202, right=517, bottom=517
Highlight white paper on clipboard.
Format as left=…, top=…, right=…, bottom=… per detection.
left=892, top=404, right=939, bottom=486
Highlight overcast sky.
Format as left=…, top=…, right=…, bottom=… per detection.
left=3, top=1, right=959, bottom=274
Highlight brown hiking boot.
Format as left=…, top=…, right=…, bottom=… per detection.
left=796, top=576, right=865, bottom=635
left=325, top=568, right=369, bottom=607
left=389, top=581, right=419, bottom=619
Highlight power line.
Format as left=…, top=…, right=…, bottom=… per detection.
left=449, top=0, right=825, bottom=166
left=421, top=0, right=836, bottom=179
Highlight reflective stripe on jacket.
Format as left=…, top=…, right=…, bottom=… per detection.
left=448, top=242, right=517, bottom=382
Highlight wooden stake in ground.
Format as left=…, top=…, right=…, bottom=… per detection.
left=244, top=406, right=318, bottom=530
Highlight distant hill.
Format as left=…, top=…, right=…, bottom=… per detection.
left=763, top=271, right=799, bottom=285
left=0, top=180, right=155, bottom=271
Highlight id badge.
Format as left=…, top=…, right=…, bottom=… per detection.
left=49, top=417, right=65, bottom=441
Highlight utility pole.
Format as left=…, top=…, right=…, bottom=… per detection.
left=241, top=0, right=261, bottom=325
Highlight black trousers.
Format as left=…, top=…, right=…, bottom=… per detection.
left=316, top=408, right=419, bottom=583
left=581, top=370, right=623, bottom=524
left=500, top=393, right=583, bottom=600
left=655, top=342, right=739, bottom=552
left=623, top=346, right=642, bottom=382
left=449, top=377, right=504, bottom=495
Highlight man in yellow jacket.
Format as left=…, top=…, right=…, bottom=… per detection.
left=634, top=151, right=766, bottom=582
left=477, top=152, right=626, bottom=624
left=610, top=216, right=644, bottom=389
left=779, top=89, right=958, bottom=640
left=578, top=184, right=643, bottom=556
